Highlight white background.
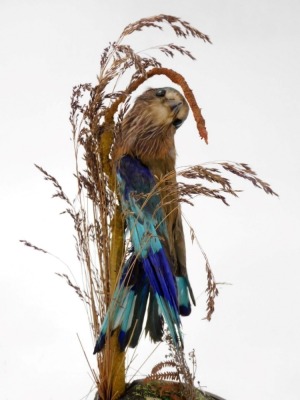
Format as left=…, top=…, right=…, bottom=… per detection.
left=1, top=1, right=299, bottom=399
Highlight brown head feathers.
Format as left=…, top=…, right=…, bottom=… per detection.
left=114, top=87, right=189, bottom=161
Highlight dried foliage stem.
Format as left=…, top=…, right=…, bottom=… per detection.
left=107, top=206, right=125, bottom=397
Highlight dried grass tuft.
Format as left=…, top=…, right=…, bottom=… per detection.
left=145, top=332, right=198, bottom=400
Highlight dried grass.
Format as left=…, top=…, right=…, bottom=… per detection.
left=145, top=333, right=198, bottom=400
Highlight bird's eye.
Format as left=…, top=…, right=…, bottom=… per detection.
left=156, top=89, right=166, bottom=97
left=173, top=119, right=183, bottom=128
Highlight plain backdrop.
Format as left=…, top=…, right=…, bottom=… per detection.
left=1, top=0, right=299, bottom=399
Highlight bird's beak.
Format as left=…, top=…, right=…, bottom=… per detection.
left=167, top=99, right=183, bottom=114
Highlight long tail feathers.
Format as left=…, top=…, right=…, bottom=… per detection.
left=143, top=248, right=182, bottom=347
left=94, top=251, right=196, bottom=353
left=145, top=290, right=164, bottom=342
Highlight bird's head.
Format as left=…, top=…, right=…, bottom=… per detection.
left=115, top=87, right=189, bottom=160
left=139, top=87, right=189, bottom=130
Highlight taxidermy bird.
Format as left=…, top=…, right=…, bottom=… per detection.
left=94, top=87, right=195, bottom=353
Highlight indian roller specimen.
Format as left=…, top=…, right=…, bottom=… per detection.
left=94, top=87, right=195, bottom=353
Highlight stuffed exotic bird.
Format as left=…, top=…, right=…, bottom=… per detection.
left=94, top=87, right=195, bottom=353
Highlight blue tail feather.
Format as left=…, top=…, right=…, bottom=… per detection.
left=176, top=276, right=194, bottom=316
left=93, top=247, right=184, bottom=352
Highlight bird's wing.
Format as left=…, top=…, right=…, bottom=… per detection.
left=117, top=155, right=182, bottom=346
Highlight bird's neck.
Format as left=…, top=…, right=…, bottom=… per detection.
left=142, top=152, right=176, bottom=179
left=139, top=130, right=176, bottom=172
left=114, top=127, right=177, bottom=176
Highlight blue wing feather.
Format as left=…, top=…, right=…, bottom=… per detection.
left=117, top=156, right=182, bottom=345
left=93, top=155, right=184, bottom=353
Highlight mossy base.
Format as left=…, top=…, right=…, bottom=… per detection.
left=117, top=380, right=226, bottom=400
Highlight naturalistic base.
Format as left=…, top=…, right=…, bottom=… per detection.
left=95, top=380, right=226, bottom=400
